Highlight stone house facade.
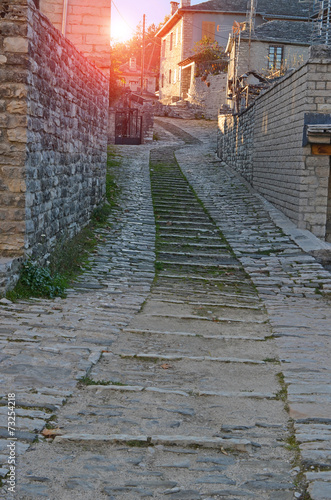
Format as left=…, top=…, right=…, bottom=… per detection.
left=226, top=20, right=311, bottom=110
left=117, top=58, right=157, bottom=95
left=157, top=0, right=311, bottom=104
left=39, top=0, right=111, bottom=73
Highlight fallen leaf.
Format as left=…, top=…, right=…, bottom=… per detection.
left=160, top=363, right=172, bottom=369
left=41, top=427, right=62, bottom=438
left=220, top=447, right=228, bottom=455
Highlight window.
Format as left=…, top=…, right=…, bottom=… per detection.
left=162, top=39, right=166, bottom=57
left=161, top=74, right=164, bottom=87
left=170, top=32, right=173, bottom=51
left=201, top=21, right=215, bottom=41
left=169, top=69, right=172, bottom=84
left=268, top=46, right=283, bottom=70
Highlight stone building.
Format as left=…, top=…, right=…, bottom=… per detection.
left=157, top=0, right=311, bottom=104
left=117, top=58, right=157, bottom=96
left=39, top=0, right=111, bottom=73
left=226, top=20, right=312, bottom=110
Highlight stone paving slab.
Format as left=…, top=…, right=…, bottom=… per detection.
left=0, top=119, right=330, bottom=499
left=166, top=117, right=331, bottom=499
left=0, top=145, right=156, bottom=497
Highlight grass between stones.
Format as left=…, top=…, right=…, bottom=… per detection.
left=275, top=372, right=289, bottom=408
left=78, top=375, right=126, bottom=387
left=6, top=150, right=121, bottom=301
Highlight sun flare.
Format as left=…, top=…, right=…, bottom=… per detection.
left=111, top=19, right=133, bottom=43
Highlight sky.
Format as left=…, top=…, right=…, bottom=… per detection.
left=111, top=0, right=199, bottom=42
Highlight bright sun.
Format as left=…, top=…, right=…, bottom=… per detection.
left=111, top=19, right=133, bottom=43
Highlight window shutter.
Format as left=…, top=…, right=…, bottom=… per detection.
left=202, top=21, right=215, bottom=41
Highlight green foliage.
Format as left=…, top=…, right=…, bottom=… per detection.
left=194, top=37, right=225, bottom=59
left=193, top=37, right=228, bottom=78
left=79, top=376, right=126, bottom=386
left=109, top=64, right=124, bottom=105
left=8, top=261, right=67, bottom=300
left=111, top=16, right=169, bottom=79
left=7, top=151, right=122, bottom=302
left=106, top=151, right=121, bottom=205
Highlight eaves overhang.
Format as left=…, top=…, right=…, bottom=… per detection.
left=240, top=33, right=311, bottom=46
left=261, top=14, right=310, bottom=21
left=156, top=11, right=183, bottom=38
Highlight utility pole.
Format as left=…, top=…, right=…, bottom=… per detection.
left=141, top=14, right=146, bottom=95
left=247, top=0, right=256, bottom=72
left=109, top=0, right=112, bottom=104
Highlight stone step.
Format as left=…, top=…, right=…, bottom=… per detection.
left=157, top=241, right=228, bottom=249
left=123, top=327, right=266, bottom=341
left=147, top=297, right=262, bottom=310
left=141, top=299, right=266, bottom=320
left=150, top=289, right=261, bottom=304
left=157, top=221, right=215, bottom=228
left=86, top=384, right=275, bottom=400
left=157, top=233, right=225, bottom=242
left=129, top=313, right=269, bottom=336
left=157, top=272, right=250, bottom=283
left=54, top=433, right=252, bottom=452
left=115, top=352, right=266, bottom=364
left=157, top=260, right=240, bottom=269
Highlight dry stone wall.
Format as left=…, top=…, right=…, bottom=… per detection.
left=188, top=73, right=227, bottom=120
left=0, top=0, right=29, bottom=258
left=218, top=105, right=255, bottom=184
left=218, top=46, right=331, bottom=240
left=0, top=0, right=109, bottom=291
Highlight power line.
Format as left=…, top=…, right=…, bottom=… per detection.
left=111, top=0, right=136, bottom=33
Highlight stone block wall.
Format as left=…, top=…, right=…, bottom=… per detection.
left=218, top=105, right=255, bottom=183
left=218, top=46, right=331, bottom=240
left=0, top=0, right=29, bottom=258
left=0, top=0, right=109, bottom=291
left=39, top=0, right=111, bottom=73
left=188, top=73, right=227, bottom=120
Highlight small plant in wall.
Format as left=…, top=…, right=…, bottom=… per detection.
left=7, top=260, right=67, bottom=301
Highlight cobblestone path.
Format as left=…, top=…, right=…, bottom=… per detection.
left=1, top=119, right=331, bottom=499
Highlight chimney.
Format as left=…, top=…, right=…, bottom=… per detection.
left=170, top=1, right=179, bottom=15
left=129, top=57, right=136, bottom=71
left=180, top=0, right=191, bottom=7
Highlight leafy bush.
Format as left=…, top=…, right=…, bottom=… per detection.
left=18, top=261, right=66, bottom=299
